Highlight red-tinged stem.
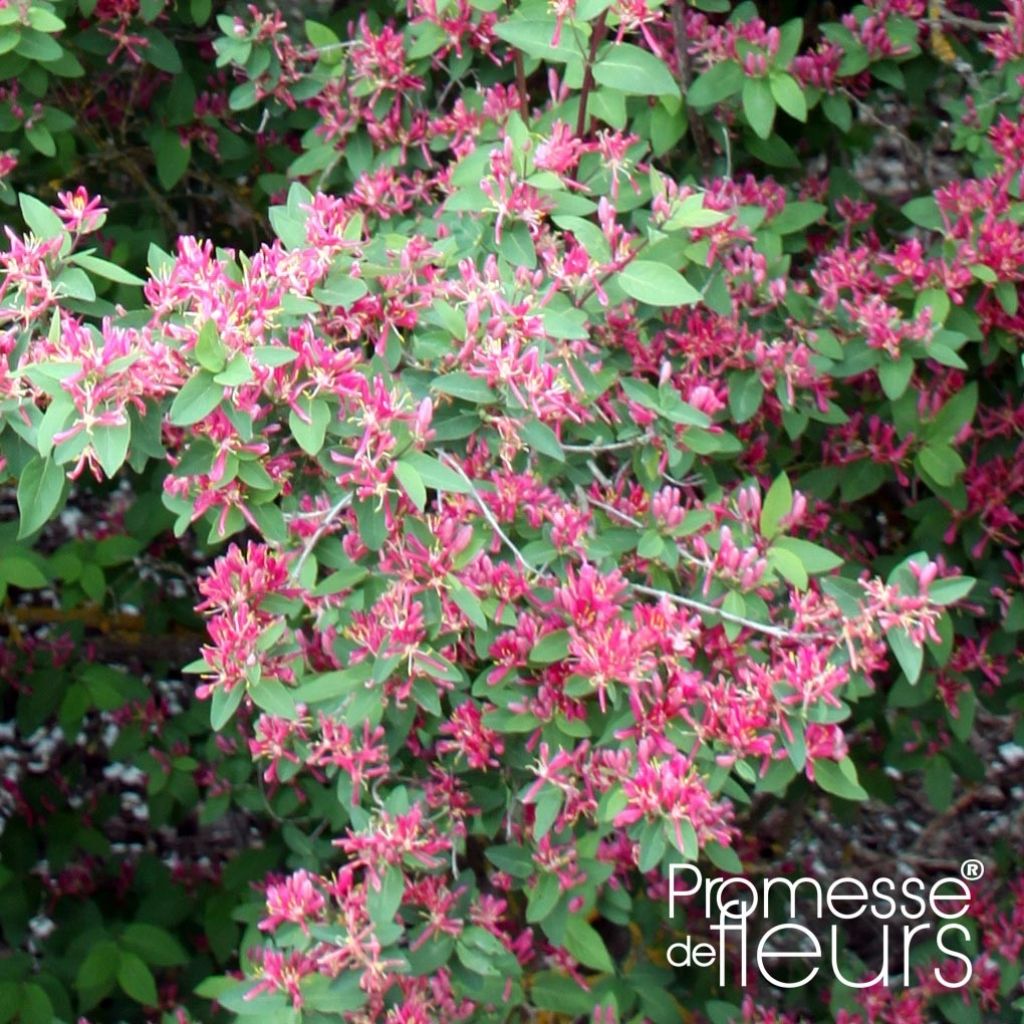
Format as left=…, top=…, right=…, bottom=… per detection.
left=576, top=12, right=609, bottom=138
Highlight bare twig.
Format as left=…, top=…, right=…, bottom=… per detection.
left=437, top=451, right=539, bottom=577
left=292, top=494, right=353, bottom=579
left=562, top=431, right=655, bottom=453
left=573, top=237, right=649, bottom=310
left=630, top=583, right=827, bottom=641
left=585, top=495, right=643, bottom=528
left=435, top=452, right=822, bottom=643
left=841, top=88, right=922, bottom=162
left=576, top=12, right=609, bottom=138
left=671, top=0, right=713, bottom=170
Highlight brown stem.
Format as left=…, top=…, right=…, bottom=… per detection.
left=576, top=12, right=609, bottom=138
left=572, top=236, right=649, bottom=310
left=671, top=0, right=713, bottom=171
left=503, top=0, right=531, bottom=121
left=514, top=51, right=530, bottom=121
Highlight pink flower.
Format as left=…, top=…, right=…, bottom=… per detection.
left=54, top=188, right=107, bottom=234
left=259, top=870, right=326, bottom=935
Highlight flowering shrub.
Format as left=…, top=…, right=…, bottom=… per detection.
left=1, top=1, right=1024, bottom=1022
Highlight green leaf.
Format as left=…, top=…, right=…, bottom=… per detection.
left=69, top=252, right=145, bottom=286
left=526, top=874, right=561, bottom=923
left=118, top=951, right=158, bottom=1006
left=995, top=279, right=1018, bottom=315
left=195, top=320, right=226, bottom=373
left=530, top=630, right=570, bottom=663
left=151, top=128, right=191, bottom=190
left=19, top=193, right=66, bottom=238
left=927, top=576, right=975, bottom=605
left=17, top=984, right=52, bottom=1024
left=769, top=71, right=806, bottom=121
left=0, top=556, right=48, bottom=589
left=768, top=545, right=807, bottom=589
left=17, top=455, right=65, bottom=539
left=493, top=13, right=588, bottom=62
left=313, top=275, right=368, bottom=307
left=499, top=220, right=536, bottom=268
left=564, top=916, right=615, bottom=974
left=400, top=451, right=473, bottom=493
left=394, top=459, right=427, bottom=510
left=727, top=371, right=763, bottom=423
left=367, top=866, right=404, bottom=929
left=455, top=939, right=500, bottom=976
left=76, top=941, right=120, bottom=993
left=812, top=757, right=868, bottom=801
left=249, top=678, right=297, bottom=719
left=705, top=841, right=743, bottom=874
left=298, top=666, right=370, bottom=704
left=354, top=497, right=387, bottom=551
left=530, top=972, right=596, bottom=1015
left=821, top=92, right=852, bottom=131
left=770, top=201, right=827, bottom=235
left=431, top=372, right=496, bottom=403
left=616, top=261, right=701, bottom=307
left=141, top=28, right=182, bottom=73
left=901, top=196, right=943, bottom=230
left=289, top=397, right=330, bottom=456
left=760, top=472, right=792, bottom=538
left=742, top=76, right=776, bottom=139
left=928, top=383, right=977, bottom=442
left=121, top=924, right=188, bottom=967
left=917, top=444, right=965, bottom=487
left=91, top=422, right=131, bottom=477
left=169, top=371, right=223, bottom=426
left=55, top=267, right=96, bottom=301
left=887, top=626, right=924, bottom=684
left=214, top=353, right=253, bottom=386
left=305, top=18, right=340, bottom=52
left=923, top=756, right=954, bottom=811
left=16, top=28, right=62, bottom=61
left=521, top=419, right=565, bottom=461
left=252, top=346, right=298, bottom=367
left=878, top=356, right=913, bottom=400
left=485, top=844, right=535, bottom=878
left=662, top=195, right=729, bottom=231
left=28, top=8, right=66, bottom=32
left=592, top=42, right=679, bottom=97
left=772, top=537, right=843, bottom=574
left=637, top=818, right=667, bottom=871
left=533, top=786, right=562, bottom=839
left=210, top=684, right=245, bottom=730
left=449, top=580, right=488, bottom=627
left=686, top=60, right=743, bottom=109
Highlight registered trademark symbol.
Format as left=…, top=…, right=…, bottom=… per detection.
left=961, top=859, right=985, bottom=880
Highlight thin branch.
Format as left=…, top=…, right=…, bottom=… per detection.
left=561, top=431, right=655, bottom=453
left=437, top=452, right=824, bottom=643
left=576, top=12, right=609, bottom=138
left=630, top=583, right=826, bottom=641
left=436, top=451, right=538, bottom=577
left=585, top=495, right=643, bottom=528
left=514, top=53, right=530, bottom=121
left=932, top=7, right=1002, bottom=33
left=841, top=88, right=922, bottom=162
left=316, top=151, right=345, bottom=192
left=585, top=458, right=612, bottom=487
left=573, top=237, right=649, bottom=310
left=503, top=0, right=530, bottom=121
left=671, top=0, right=713, bottom=171
left=292, top=494, right=353, bottom=579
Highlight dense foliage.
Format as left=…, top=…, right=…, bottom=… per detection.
left=1, top=0, right=1023, bottom=1022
